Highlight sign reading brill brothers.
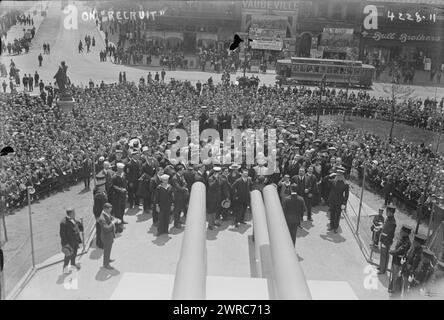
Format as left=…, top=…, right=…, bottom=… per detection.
left=364, top=31, right=441, bottom=43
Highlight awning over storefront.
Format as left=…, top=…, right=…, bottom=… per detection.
left=196, top=32, right=218, bottom=41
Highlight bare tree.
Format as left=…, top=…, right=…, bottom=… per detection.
left=382, top=81, right=414, bottom=140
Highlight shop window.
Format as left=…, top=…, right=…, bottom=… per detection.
left=314, top=65, right=319, bottom=73
left=332, top=3, right=343, bottom=20
left=318, top=2, right=328, bottom=18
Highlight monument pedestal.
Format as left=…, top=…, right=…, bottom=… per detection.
left=56, top=96, right=75, bottom=114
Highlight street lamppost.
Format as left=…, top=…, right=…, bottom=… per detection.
left=315, top=74, right=327, bottom=139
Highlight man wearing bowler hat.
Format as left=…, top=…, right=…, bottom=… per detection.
left=378, top=205, right=397, bottom=274
left=282, top=183, right=306, bottom=246
left=388, top=224, right=412, bottom=295
left=60, top=208, right=84, bottom=274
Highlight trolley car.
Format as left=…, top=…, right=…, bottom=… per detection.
left=275, top=57, right=375, bottom=88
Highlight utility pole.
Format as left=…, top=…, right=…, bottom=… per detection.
left=315, top=74, right=326, bottom=139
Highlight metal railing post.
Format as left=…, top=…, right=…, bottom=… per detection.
left=27, top=187, right=36, bottom=269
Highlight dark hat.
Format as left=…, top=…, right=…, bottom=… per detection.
left=400, top=224, right=413, bottom=234
left=386, top=205, right=396, bottom=214
left=378, top=208, right=385, bottom=214
left=422, top=248, right=435, bottom=259
left=96, top=172, right=106, bottom=186
left=414, top=234, right=427, bottom=244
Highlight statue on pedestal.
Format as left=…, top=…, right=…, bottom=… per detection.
left=54, top=61, right=70, bottom=100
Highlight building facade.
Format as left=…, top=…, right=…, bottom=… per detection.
left=361, top=0, right=444, bottom=72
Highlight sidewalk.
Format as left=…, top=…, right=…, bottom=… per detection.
left=295, top=202, right=389, bottom=299
left=4, top=1, right=47, bottom=49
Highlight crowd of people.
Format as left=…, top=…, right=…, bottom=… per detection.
left=1, top=75, right=443, bottom=293
left=1, top=78, right=444, bottom=218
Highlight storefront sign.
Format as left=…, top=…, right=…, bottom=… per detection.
left=365, top=31, right=441, bottom=43
left=250, top=39, right=283, bottom=50
left=242, top=0, right=299, bottom=11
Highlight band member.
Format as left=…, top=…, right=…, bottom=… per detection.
left=153, top=174, right=174, bottom=236
left=388, top=224, right=412, bottom=295
left=171, top=163, right=189, bottom=228
left=150, top=166, right=164, bottom=225
left=282, top=183, right=307, bottom=245
left=411, top=249, right=436, bottom=291
left=371, top=208, right=385, bottom=247
left=378, top=205, right=397, bottom=274
left=402, top=233, right=427, bottom=291
left=111, top=163, right=127, bottom=225
left=232, top=168, right=252, bottom=227
left=125, top=150, right=141, bottom=209
left=206, top=167, right=230, bottom=230
left=60, top=208, right=84, bottom=274
left=93, top=173, right=108, bottom=249
left=327, top=167, right=349, bottom=233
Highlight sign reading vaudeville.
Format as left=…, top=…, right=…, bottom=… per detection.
left=362, top=31, right=441, bottom=43
left=242, top=0, right=299, bottom=11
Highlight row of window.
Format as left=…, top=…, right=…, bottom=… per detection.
left=278, top=64, right=374, bottom=77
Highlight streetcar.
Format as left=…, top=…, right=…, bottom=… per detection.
left=275, top=57, right=375, bottom=88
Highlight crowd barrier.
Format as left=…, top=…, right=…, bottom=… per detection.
left=172, top=182, right=207, bottom=300
left=262, top=185, right=311, bottom=300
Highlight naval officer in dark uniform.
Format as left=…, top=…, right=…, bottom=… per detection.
left=388, top=224, right=412, bottom=295
left=327, top=167, right=349, bottom=233
left=378, top=205, right=397, bottom=274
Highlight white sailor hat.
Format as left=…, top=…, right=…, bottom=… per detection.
left=116, top=162, right=125, bottom=169
left=142, top=146, right=149, bottom=152
left=213, top=166, right=222, bottom=172
left=160, top=174, right=170, bottom=181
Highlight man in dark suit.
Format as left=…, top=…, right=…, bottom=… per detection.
left=183, top=163, right=196, bottom=189
left=111, top=163, right=127, bottom=225
left=282, top=184, right=307, bottom=245
left=97, top=203, right=118, bottom=269
left=93, top=173, right=108, bottom=249
left=389, top=224, right=412, bottom=295
left=60, top=208, right=84, bottom=273
left=193, top=164, right=207, bottom=185
left=125, top=150, right=141, bottom=208
left=327, top=167, right=349, bottom=233
left=293, top=167, right=316, bottom=222
left=149, top=166, right=164, bottom=225
left=378, top=205, right=397, bottom=274
left=206, top=167, right=230, bottom=230
left=171, top=164, right=189, bottom=228
left=232, top=168, right=252, bottom=227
